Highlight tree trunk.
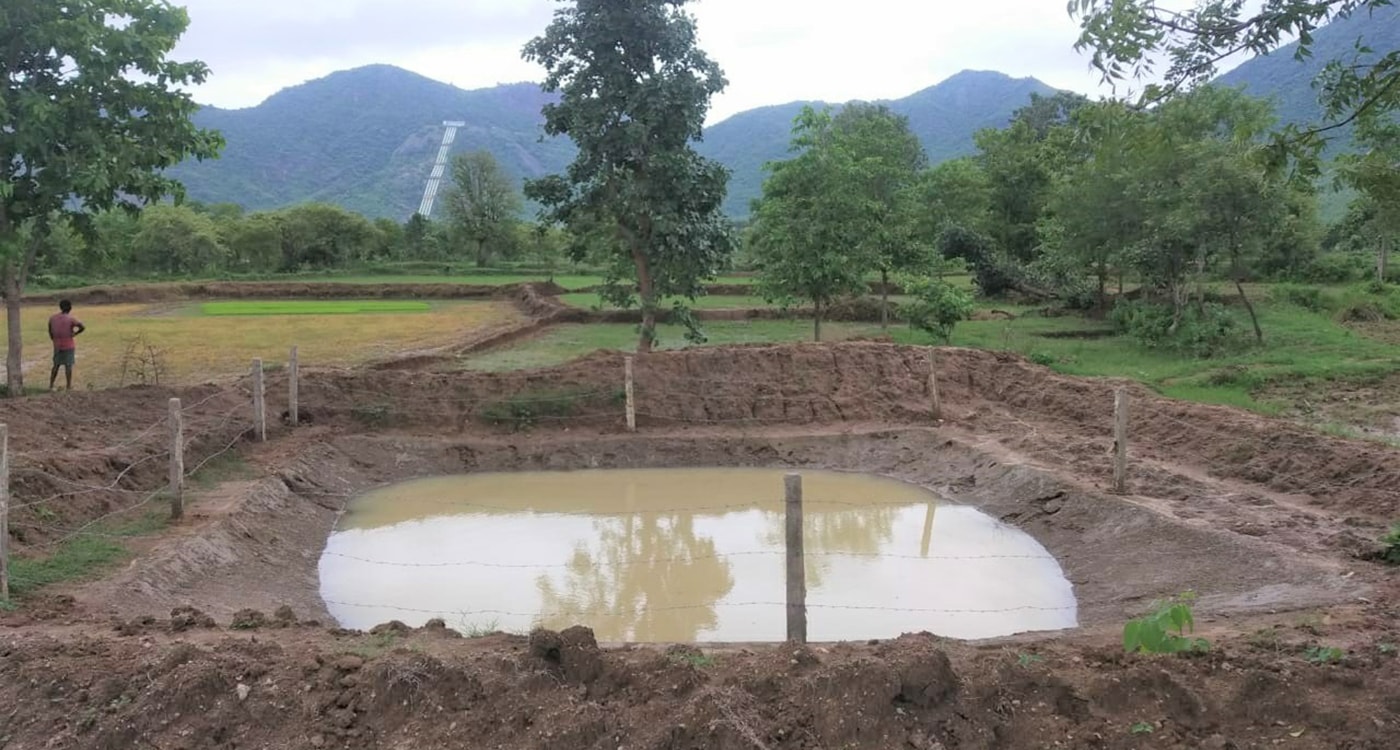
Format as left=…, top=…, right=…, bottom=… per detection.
left=3, top=265, right=23, bottom=396
left=813, top=301, right=823, bottom=343
left=631, top=244, right=657, bottom=353
left=475, top=237, right=488, bottom=268
left=1234, top=279, right=1263, bottom=343
left=1380, top=236, right=1389, bottom=285
left=879, top=269, right=889, bottom=331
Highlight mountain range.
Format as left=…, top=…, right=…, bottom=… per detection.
left=169, top=9, right=1398, bottom=221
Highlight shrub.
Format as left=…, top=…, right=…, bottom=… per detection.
left=1269, top=283, right=1326, bottom=312
left=1381, top=523, right=1400, bottom=566
left=900, top=276, right=975, bottom=343
left=1123, top=593, right=1210, bottom=655
left=1297, top=252, right=1369, bottom=284
left=1110, top=300, right=1241, bottom=358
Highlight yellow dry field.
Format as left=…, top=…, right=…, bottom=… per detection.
left=6, top=300, right=523, bottom=389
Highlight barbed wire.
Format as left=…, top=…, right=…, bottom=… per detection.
left=321, top=550, right=1058, bottom=569
left=292, top=489, right=938, bottom=516
left=321, top=599, right=1077, bottom=619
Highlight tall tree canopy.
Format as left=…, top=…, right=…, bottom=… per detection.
left=1, top=0, right=222, bottom=393
left=1069, top=0, right=1399, bottom=153
left=523, top=0, right=735, bottom=351
left=441, top=151, right=523, bottom=268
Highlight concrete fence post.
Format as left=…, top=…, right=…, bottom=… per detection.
left=252, top=358, right=267, bottom=442
left=168, top=398, right=184, bottom=520
left=785, top=472, right=807, bottom=643
left=0, top=423, right=9, bottom=600
left=288, top=346, right=299, bottom=427
left=927, top=348, right=942, bottom=421
left=624, top=356, right=636, bottom=432
left=1113, top=388, right=1129, bottom=494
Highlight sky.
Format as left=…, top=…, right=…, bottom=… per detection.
left=169, top=0, right=1160, bottom=124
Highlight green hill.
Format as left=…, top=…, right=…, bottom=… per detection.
left=169, top=65, right=574, bottom=220
left=699, top=70, right=1058, bottom=214
left=1215, top=6, right=1400, bottom=146
left=172, top=66, right=1056, bottom=220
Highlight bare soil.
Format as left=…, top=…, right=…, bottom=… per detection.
left=2, top=341, right=1399, bottom=749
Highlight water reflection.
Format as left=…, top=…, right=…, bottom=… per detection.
left=319, top=468, right=1077, bottom=641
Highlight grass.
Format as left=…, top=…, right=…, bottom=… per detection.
left=200, top=300, right=432, bottom=316
left=558, top=293, right=775, bottom=310
left=2, top=300, right=523, bottom=388
left=461, top=320, right=886, bottom=371
left=886, top=301, right=1400, bottom=413
left=5, top=502, right=175, bottom=598
left=291, top=273, right=757, bottom=290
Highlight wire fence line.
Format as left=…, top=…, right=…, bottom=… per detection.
left=0, top=365, right=269, bottom=599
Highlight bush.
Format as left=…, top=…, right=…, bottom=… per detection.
left=1110, top=300, right=1241, bottom=358
left=1382, top=523, right=1400, bottom=566
left=1333, top=283, right=1400, bottom=322
left=1269, top=283, right=1327, bottom=312
left=900, top=277, right=975, bottom=343
left=1297, top=252, right=1370, bottom=284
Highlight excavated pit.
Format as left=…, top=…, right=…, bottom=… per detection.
left=83, top=428, right=1364, bottom=641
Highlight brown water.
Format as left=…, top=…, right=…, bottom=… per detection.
left=319, top=468, right=1077, bottom=642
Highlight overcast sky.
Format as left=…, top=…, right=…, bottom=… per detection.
left=170, top=0, right=1190, bottom=123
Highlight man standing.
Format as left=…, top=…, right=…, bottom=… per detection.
left=48, top=300, right=86, bottom=391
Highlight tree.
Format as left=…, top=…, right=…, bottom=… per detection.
left=1069, top=1, right=1399, bottom=155
left=222, top=213, right=282, bottom=273
left=750, top=108, right=872, bottom=342
left=917, top=158, right=993, bottom=241
left=0, top=0, right=222, bottom=393
left=829, top=104, right=929, bottom=329
left=523, top=0, right=735, bottom=351
left=276, top=203, right=377, bottom=270
left=127, top=205, right=227, bottom=277
left=1338, top=114, right=1400, bottom=282
left=441, top=151, right=523, bottom=268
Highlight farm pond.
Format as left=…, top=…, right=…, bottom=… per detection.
left=318, top=468, right=1078, bottom=642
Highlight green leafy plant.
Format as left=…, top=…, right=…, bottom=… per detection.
left=1016, top=653, right=1045, bottom=667
left=1304, top=646, right=1344, bottom=664
left=1130, top=722, right=1154, bottom=736
left=1377, top=643, right=1396, bottom=656
left=900, top=276, right=975, bottom=343
left=1123, top=593, right=1211, bottom=655
left=1380, top=522, right=1400, bottom=565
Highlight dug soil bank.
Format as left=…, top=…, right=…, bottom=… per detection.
left=1, top=343, right=1398, bottom=748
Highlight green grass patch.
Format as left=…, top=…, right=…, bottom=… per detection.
left=5, top=503, right=171, bottom=599
left=889, top=299, right=1400, bottom=413
left=463, top=320, right=885, bottom=371
left=200, top=300, right=433, bottom=316
left=558, top=293, right=774, bottom=310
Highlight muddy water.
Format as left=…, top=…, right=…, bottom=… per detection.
left=319, top=468, right=1077, bottom=642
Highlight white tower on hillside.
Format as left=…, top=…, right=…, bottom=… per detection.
left=416, top=120, right=466, bottom=218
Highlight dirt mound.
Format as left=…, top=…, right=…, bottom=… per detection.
left=1, top=626, right=1397, bottom=750
left=24, top=281, right=531, bottom=305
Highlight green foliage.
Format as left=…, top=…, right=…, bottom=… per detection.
left=1070, top=0, right=1398, bottom=159
left=751, top=104, right=931, bottom=336
left=1, top=0, right=222, bottom=392
left=1129, top=722, right=1154, bottom=736
left=523, top=0, right=735, bottom=352
left=1270, top=284, right=1327, bottom=312
left=441, top=151, right=524, bottom=268
left=900, top=277, right=974, bottom=343
left=937, top=225, right=1016, bottom=297
left=1304, top=645, right=1345, bottom=664
left=1111, top=300, right=1242, bottom=358
left=1122, top=594, right=1211, bottom=655
left=749, top=107, right=882, bottom=341
left=1381, top=523, right=1400, bottom=565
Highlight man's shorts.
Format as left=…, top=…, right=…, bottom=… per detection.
left=53, top=349, right=75, bottom=367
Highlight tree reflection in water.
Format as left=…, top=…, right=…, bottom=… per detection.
left=535, top=482, right=735, bottom=641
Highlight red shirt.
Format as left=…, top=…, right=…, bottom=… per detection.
left=49, top=313, right=81, bottom=351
